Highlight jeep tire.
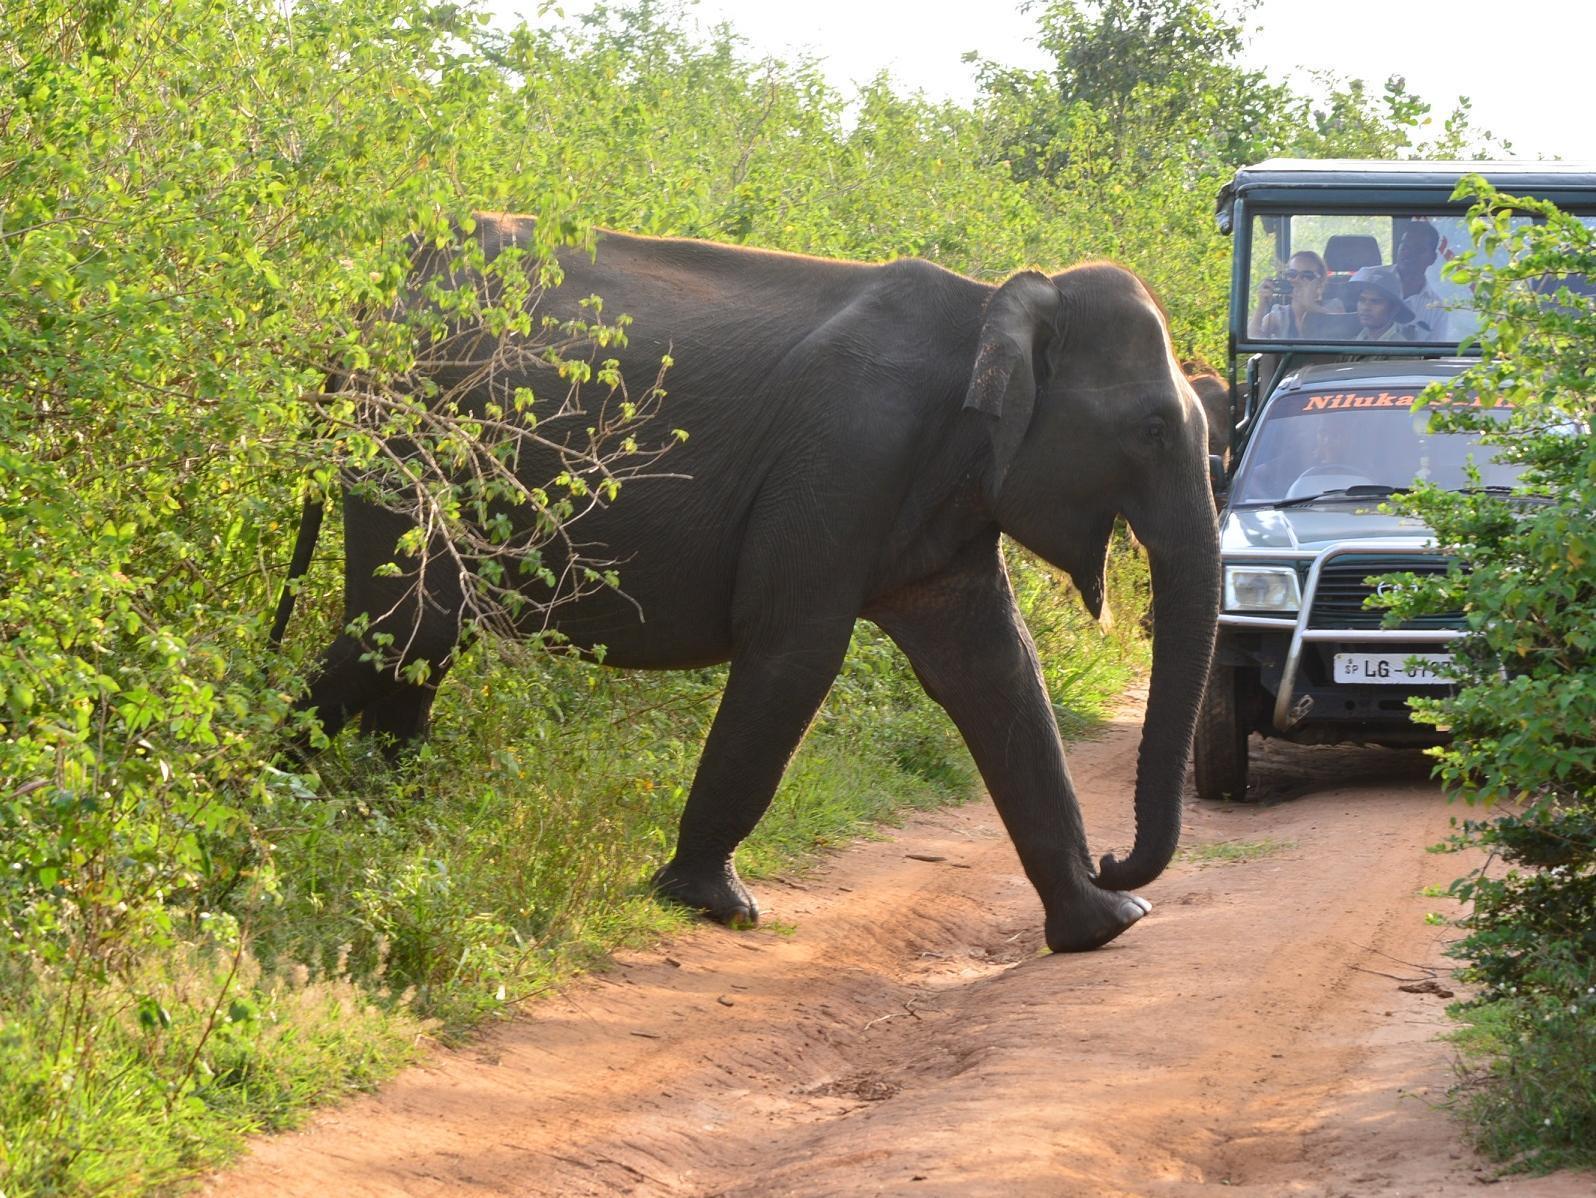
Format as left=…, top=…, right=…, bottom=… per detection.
left=1194, top=664, right=1250, bottom=802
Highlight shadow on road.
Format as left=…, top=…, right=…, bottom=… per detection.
left=1220, top=738, right=1440, bottom=807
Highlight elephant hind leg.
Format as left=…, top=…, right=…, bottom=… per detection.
left=360, top=668, right=448, bottom=760
left=292, top=631, right=452, bottom=758
left=292, top=633, right=382, bottom=749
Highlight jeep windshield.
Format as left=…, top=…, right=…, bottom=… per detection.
left=1230, top=386, right=1519, bottom=507
left=1245, top=210, right=1596, bottom=349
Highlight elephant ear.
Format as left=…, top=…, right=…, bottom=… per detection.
left=963, top=271, right=1063, bottom=504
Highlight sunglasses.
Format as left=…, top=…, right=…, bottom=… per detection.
left=1283, top=268, right=1322, bottom=281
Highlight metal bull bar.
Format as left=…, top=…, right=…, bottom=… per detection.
left=1270, top=539, right=1459, bottom=733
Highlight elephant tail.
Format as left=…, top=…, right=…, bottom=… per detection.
left=269, top=370, right=349, bottom=653
left=268, top=494, right=326, bottom=651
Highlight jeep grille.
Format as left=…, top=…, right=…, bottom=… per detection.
left=1307, top=554, right=1461, bottom=630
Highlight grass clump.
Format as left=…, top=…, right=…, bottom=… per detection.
left=1008, top=534, right=1149, bottom=738
left=1445, top=949, right=1596, bottom=1173
left=1176, top=837, right=1295, bottom=867
left=0, top=946, right=422, bottom=1194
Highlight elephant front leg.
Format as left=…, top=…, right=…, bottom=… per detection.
left=869, top=542, right=1151, bottom=952
left=654, top=635, right=850, bottom=927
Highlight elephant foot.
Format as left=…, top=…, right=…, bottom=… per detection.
left=651, top=857, right=760, bottom=929
left=1045, top=888, right=1151, bottom=953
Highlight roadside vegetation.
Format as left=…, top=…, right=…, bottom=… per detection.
left=1381, top=182, right=1596, bottom=1173
left=0, top=0, right=1519, bottom=1192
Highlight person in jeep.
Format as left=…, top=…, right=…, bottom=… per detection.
left=1393, top=220, right=1451, bottom=340
left=1349, top=265, right=1419, bottom=341
left=1248, top=250, right=1338, bottom=339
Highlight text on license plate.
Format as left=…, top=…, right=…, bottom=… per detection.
left=1332, top=652, right=1452, bottom=684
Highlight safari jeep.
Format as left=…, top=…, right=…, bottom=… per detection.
left=1195, top=160, right=1596, bottom=802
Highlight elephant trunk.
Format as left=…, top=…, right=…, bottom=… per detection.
left=1096, top=500, right=1220, bottom=891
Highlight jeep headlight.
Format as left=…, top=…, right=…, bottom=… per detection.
left=1224, top=565, right=1302, bottom=613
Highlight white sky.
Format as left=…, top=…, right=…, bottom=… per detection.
left=510, top=0, right=1593, bottom=159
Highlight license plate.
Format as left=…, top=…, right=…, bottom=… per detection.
left=1332, top=652, right=1452, bottom=684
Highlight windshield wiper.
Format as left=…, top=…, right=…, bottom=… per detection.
left=1240, top=484, right=1540, bottom=511
left=1269, top=484, right=1408, bottom=509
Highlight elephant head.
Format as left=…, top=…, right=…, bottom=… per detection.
left=964, top=266, right=1221, bottom=891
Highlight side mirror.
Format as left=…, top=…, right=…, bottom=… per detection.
left=1208, top=453, right=1228, bottom=506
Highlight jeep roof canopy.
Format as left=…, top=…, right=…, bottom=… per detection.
left=1217, top=159, right=1596, bottom=231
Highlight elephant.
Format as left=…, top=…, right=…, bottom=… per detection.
left=1181, top=358, right=1233, bottom=466
left=285, top=219, right=1221, bottom=953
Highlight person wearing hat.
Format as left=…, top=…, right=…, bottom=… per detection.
left=1348, top=265, right=1419, bottom=342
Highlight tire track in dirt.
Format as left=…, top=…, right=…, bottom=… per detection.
left=208, top=691, right=1594, bottom=1197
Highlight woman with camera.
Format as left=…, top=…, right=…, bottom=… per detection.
left=1247, top=250, right=1336, bottom=339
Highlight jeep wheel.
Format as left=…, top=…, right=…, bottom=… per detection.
left=1194, top=664, right=1250, bottom=802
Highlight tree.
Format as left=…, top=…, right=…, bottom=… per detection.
left=1380, top=180, right=1595, bottom=1171
left=979, top=0, right=1503, bottom=178
left=1036, top=0, right=1293, bottom=167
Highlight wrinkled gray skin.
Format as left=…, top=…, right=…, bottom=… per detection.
left=299, top=220, right=1220, bottom=952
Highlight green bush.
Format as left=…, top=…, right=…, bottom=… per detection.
left=1380, top=179, right=1595, bottom=1172
left=0, top=1, right=652, bottom=1187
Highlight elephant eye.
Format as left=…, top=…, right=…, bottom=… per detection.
left=1142, top=414, right=1168, bottom=443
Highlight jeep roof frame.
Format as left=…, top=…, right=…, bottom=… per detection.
left=1216, top=159, right=1596, bottom=453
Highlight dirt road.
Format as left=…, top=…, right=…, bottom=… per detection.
left=210, top=691, right=1593, bottom=1197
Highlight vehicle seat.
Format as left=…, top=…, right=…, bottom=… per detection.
left=1322, top=235, right=1382, bottom=311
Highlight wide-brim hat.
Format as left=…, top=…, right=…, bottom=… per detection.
left=1347, top=265, right=1416, bottom=323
